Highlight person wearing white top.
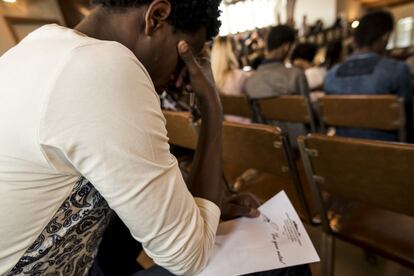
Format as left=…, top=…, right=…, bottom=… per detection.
left=0, top=1, right=261, bottom=275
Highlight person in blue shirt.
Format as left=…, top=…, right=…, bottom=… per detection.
left=324, top=11, right=413, bottom=142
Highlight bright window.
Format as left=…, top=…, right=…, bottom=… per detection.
left=219, top=0, right=277, bottom=35
left=395, top=16, right=414, bottom=48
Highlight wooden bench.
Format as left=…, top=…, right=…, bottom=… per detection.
left=318, top=95, right=406, bottom=142
left=299, top=134, right=414, bottom=275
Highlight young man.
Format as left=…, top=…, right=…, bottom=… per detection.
left=0, top=1, right=260, bottom=275
left=245, top=25, right=311, bottom=148
left=324, top=11, right=413, bottom=142
left=245, top=25, right=309, bottom=99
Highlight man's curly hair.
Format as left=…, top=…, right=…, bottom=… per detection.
left=91, top=0, right=221, bottom=39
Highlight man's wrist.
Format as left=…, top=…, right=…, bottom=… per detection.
left=196, top=92, right=223, bottom=119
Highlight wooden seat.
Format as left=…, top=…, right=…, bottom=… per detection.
left=162, top=111, right=198, bottom=150
left=162, top=110, right=312, bottom=223
left=221, top=121, right=312, bottom=223
left=256, top=95, right=316, bottom=132
left=220, top=94, right=253, bottom=118
left=298, top=134, right=414, bottom=275
left=318, top=95, right=406, bottom=142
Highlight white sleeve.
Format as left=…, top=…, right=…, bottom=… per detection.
left=39, top=43, right=220, bottom=275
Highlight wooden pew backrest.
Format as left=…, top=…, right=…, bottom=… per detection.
left=318, top=95, right=405, bottom=134
left=220, top=94, right=253, bottom=118
left=163, top=111, right=198, bottom=150
left=257, top=95, right=316, bottom=132
left=299, top=134, right=414, bottom=218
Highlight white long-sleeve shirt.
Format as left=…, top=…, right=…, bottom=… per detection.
left=0, top=24, right=220, bottom=275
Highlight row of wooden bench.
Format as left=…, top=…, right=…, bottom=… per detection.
left=220, top=94, right=409, bottom=142
left=163, top=110, right=414, bottom=276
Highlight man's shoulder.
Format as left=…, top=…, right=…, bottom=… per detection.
left=70, top=41, right=138, bottom=68
left=378, top=56, right=410, bottom=73
left=288, top=65, right=305, bottom=75
left=256, top=63, right=303, bottom=76
left=325, top=63, right=342, bottom=79
left=289, top=66, right=307, bottom=81
left=65, top=40, right=153, bottom=86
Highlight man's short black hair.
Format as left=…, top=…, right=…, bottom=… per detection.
left=291, top=43, right=317, bottom=63
left=91, top=0, right=221, bottom=39
left=266, top=25, right=296, bottom=52
left=354, top=11, right=394, bottom=48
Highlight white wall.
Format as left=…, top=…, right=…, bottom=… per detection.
left=294, top=0, right=337, bottom=27
left=220, top=0, right=337, bottom=35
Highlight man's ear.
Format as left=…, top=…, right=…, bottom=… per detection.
left=144, top=0, right=171, bottom=36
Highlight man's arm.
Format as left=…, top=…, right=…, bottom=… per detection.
left=175, top=42, right=261, bottom=220
left=40, top=43, right=220, bottom=275
left=177, top=41, right=224, bottom=208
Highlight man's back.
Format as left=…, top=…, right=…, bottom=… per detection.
left=324, top=53, right=412, bottom=141
left=0, top=24, right=219, bottom=275
left=245, top=62, right=308, bottom=99
left=0, top=25, right=105, bottom=274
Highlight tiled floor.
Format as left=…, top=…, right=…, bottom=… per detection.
left=306, top=225, right=414, bottom=276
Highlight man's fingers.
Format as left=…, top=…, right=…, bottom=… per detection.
left=228, top=193, right=261, bottom=209
left=245, top=207, right=260, bottom=218
left=177, top=41, right=200, bottom=75
left=221, top=203, right=260, bottom=221
left=222, top=204, right=250, bottom=220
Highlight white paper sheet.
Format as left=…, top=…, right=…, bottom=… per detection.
left=198, top=191, right=320, bottom=276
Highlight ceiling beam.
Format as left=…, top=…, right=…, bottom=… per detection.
left=359, top=0, right=414, bottom=8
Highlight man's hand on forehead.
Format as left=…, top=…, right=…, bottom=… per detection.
left=169, top=40, right=214, bottom=93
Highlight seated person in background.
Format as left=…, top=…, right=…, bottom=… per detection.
left=245, top=25, right=309, bottom=99
left=407, top=55, right=414, bottom=97
left=211, top=36, right=252, bottom=96
left=325, top=11, right=413, bottom=142
left=406, top=55, right=414, bottom=77
left=245, top=25, right=311, bottom=147
left=291, top=43, right=327, bottom=91
left=211, top=36, right=252, bottom=124
left=324, top=39, right=344, bottom=70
